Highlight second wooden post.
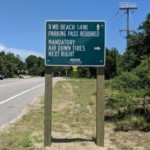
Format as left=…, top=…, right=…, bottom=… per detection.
left=96, top=67, right=105, bottom=146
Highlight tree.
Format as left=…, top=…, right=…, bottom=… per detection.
left=25, top=55, right=45, bottom=76
left=105, top=48, right=118, bottom=79
left=120, top=13, right=150, bottom=72
left=25, top=55, right=38, bottom=75
left=37, top=57, right=45, bottom=76
left=0, top=51, right=25, bottom=78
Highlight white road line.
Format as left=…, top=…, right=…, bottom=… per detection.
left=0, top=83, right=44, bottom=105
left=0, top=78, right=43, bottom=87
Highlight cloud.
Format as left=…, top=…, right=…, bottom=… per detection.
left=0, top=43, right=44, bottom=60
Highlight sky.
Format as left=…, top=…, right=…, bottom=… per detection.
left=0, top=0, right=149, bottom=60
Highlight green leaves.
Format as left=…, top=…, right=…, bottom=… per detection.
left=0, top=51, right=25, bottom=78
left=118, top=13, right=150, bottom=73
left=106, top=56, right=150, bottom=130
left=25, top=55, right=45, bottom=76
left=105, top=48, right=118, bottom=79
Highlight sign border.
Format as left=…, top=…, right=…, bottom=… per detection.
left=45, top=20, right=106, bottom=67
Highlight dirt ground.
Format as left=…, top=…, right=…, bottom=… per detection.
left=43, top=124, right=150, bottom=150
left=43, top=130, right=116, bottom=150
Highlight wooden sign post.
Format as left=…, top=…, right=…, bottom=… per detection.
left=44, top=66, right=52, bottom=146
left=96, top=67, right=105, bottom=146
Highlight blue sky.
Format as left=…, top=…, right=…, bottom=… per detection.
left=0, top=0, right=149, bottom=60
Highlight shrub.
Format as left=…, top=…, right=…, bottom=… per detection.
left=115, top=115, right=149, bottom=131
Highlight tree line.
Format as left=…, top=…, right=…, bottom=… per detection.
left=0, top=52, right=45, bottom=78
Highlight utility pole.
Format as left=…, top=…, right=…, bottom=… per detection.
left=119, top=2, right=137, bottom=47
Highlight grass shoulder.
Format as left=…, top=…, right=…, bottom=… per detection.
left=0, top=78, right=149, bottom=150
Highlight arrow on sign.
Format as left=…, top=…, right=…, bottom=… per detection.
left=96, top=24, right=100, bottom=31
left=94, top=47, right=101, bottom=50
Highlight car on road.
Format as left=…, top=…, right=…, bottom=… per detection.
left=0, top=71, right=4, bottom=80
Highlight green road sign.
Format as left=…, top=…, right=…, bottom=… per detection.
left=45, top=21, right=105, bottom=67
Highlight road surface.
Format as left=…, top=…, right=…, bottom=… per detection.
left=0, top=77, right=62, bottom=127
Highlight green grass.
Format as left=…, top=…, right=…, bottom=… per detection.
left=52, top=79, right=96, bottom=135
left=0, top=94, right=44, bottom=150
left=0, top=78, right=150, bottom=150
left=0, top=79, right=97, bottom=149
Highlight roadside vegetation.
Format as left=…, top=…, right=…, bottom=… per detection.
left=0, top=79, right=150, bottom=149
left=104, top=13, right=150, bottom=131
left=0, top=53, right=45, bottom=78
left=106, top=57, right=150, bottom=131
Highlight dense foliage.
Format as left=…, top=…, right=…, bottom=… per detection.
left=0, top=52, right=45, bottom=78
left=0, top=51, right=26, bottom=78
left=119, top=13, right=150, bottom=72
left=105, top=13, right=150, bottom=131
left=25, top=55, right=45, bottom=76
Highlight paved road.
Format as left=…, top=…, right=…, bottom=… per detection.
left=0, top=77, right=63, bottom=127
